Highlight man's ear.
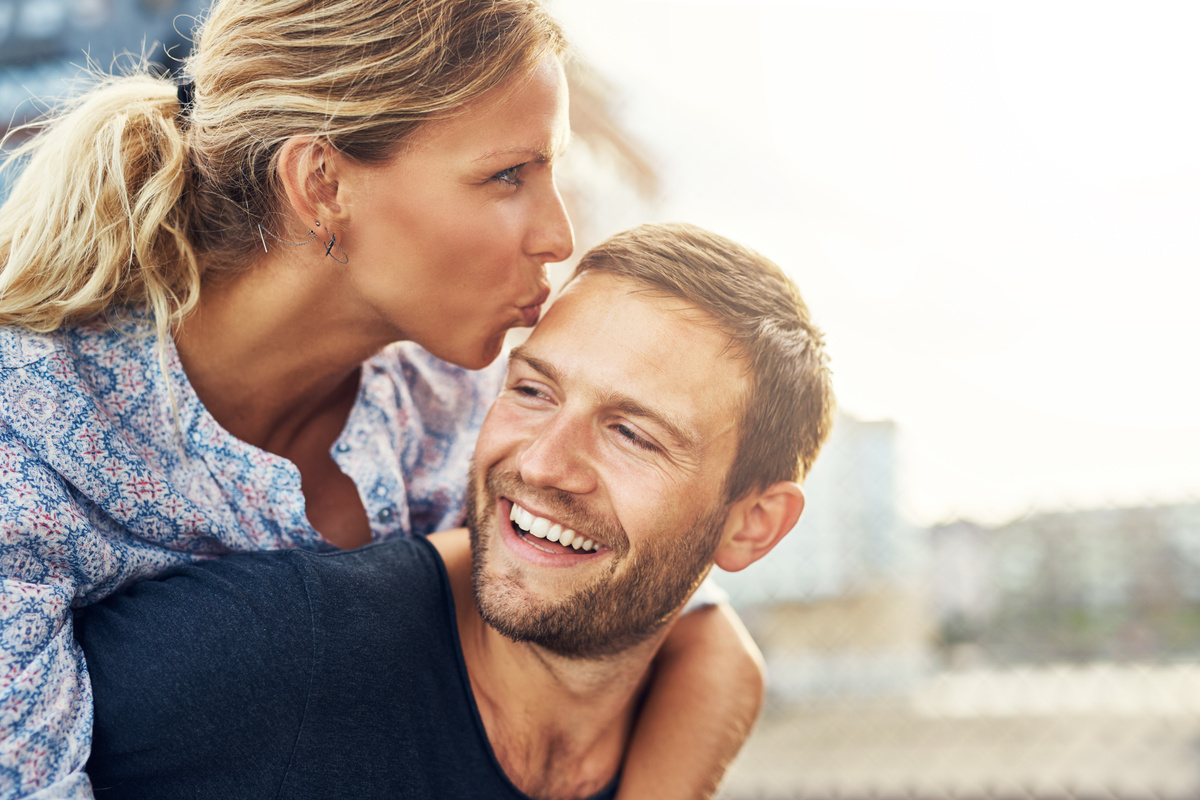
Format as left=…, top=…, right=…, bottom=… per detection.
left=713, top=482, right=805, bottom=573
left=276, top=136, right=344, bottom=226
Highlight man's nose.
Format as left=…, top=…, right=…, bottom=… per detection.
left=516, top=412, right=596, bottom=496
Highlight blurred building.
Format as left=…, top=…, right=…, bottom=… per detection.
left=722, top=500, right=1200, bottom=800
left=0, top=0, right=202, bottom=124
left=931, top=502, right=1200, bottom=664
left=720, top=413, right=914, bottom=602
left=1, top=0, right=208, bottom=201
left=720, top=413, right=936, bottom=701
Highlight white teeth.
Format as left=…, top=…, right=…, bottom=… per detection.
left=510, top=502, right=599, bottom=551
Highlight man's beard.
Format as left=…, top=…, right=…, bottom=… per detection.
left=465, top=465, right=727, bottom=659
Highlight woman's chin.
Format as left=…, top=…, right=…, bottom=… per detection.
left=427, top=338, right=503, bottom=371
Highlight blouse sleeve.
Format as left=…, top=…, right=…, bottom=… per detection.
left=397, top=347, right=505, bottom=537
left=0, top=420, right=96, bottom=800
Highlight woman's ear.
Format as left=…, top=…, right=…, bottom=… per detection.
left=276, top=136, right=344, bottom=225
left=713, top=482, right=805, bottom=573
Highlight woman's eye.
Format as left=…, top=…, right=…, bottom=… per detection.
left=493, top=165, right=525, bottom=186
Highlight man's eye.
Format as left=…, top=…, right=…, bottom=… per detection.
left=512, top=384, right=549, bottom=401
left=614, top=423, right=659, bottom=453
left=493, top=165, right=525, bottom=186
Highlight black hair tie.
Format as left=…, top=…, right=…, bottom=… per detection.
left=176, top=80, right=196, bottom=118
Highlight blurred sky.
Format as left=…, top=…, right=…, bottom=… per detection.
left=549, top=0, right=1200, bottom=525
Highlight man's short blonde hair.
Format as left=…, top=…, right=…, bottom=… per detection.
left=574, top=222, right=835, bottom=502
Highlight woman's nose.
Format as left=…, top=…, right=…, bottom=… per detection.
left=527, top=182, right=574, bottom=265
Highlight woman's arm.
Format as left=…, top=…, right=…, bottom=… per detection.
left=0, top=423, right=95, bottom=800
left=616, top=602, right=765, bottom=800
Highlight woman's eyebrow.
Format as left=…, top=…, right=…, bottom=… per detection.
left=473, top=146, right=550, bottom=164
left=473, top=132, right=571, bottom=165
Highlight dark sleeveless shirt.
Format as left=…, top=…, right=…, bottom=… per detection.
left=75, top=538, right=619, bottom=800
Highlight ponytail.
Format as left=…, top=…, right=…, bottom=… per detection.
left=0, top=0, right=568, bottom=344
left=0, top=73, right=201, bottom=345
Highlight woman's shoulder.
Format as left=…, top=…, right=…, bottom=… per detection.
left=0, top=313, right=153, bottom=372
left=0, top=316, right=158, bottom=432
left=0, top=313, right=167, bottom=479
left=0, top=326, right=64, bottom=371
left=365, top=341, right=505, bottom=420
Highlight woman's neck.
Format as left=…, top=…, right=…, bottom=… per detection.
left=174, top=255, right=389, bottom=453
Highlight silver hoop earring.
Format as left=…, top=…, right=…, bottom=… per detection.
left=323, top=231, right=349, bottom=265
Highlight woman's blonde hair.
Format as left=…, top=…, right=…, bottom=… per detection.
left=0, top=0, right=565, bottom=343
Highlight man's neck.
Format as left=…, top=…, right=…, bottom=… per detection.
left=429, top=531, right=665, bottom=800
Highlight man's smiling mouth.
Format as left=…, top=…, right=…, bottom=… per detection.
left=509, top=502, right=603, bottom=553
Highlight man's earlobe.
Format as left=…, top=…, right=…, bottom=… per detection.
left=277, top=136, right=344, bottom=224
left=713, top=482, right=805, bottom=573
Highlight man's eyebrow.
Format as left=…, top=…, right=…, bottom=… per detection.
left=509, top=347, right=700, bottom=453
left=510, top=347, right=563, bottom=384
left=605, top=396, right=699, bottom=454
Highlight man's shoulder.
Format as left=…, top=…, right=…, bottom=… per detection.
left=154, top=538, right=450, bottom=626
left=80, top=537, right=454, bottom=736
left=295, top=536, right=444, bottom=588
left=283, top=538, right=456, bottom=643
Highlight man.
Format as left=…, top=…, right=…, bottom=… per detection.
left=76, top=222, right=834, bottom=799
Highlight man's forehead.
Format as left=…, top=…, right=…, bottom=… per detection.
left=521, top=271, right=746, bottom=447
left=535, top=272, right=700, bottom=350
left=547, top=271, right=708, bottom=328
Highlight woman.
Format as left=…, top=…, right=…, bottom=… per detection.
left=0, top=1, right=762, bottom=797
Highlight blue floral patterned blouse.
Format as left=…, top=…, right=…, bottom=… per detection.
left=0, top=312, right=502, bottom=799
